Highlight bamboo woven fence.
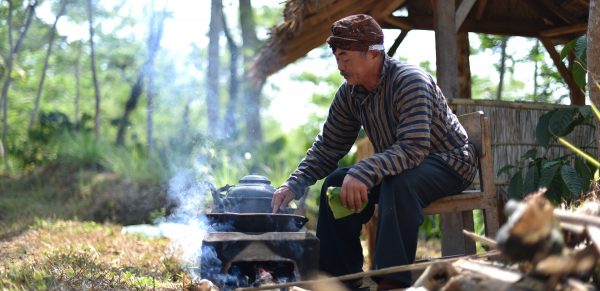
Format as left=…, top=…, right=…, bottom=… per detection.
left=450, top=99, right=597, bottom=197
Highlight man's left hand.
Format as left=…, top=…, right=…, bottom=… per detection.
left=341, top=175, right=368, bottom=211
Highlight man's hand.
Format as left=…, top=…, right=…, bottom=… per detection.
left=271, top=185, right=295, bottom=213
left=341, top=175, right=368, bottom=211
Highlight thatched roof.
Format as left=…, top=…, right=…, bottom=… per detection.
left=250, top=0, right=589, bottom=81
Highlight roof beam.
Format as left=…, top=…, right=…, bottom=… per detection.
left=540, top=38, right=585, bottom=105
left=280, top=0, right=380, bottom=69
left=521, top=0, right=561, bottom=26
left=383, top=15, right=412, bottom=30
left=536, top=0, right=577, bottom=24
left=386, top=16, right=546, bottom=37
left=456, top=0, right=478, bottom=32
left=387, top=29, right=410, bottom=57
left=371, top=0, right=406, bottom=18
left=475, top=0, right=488, bottom=20
left=539, top=23, right=588, bottom=38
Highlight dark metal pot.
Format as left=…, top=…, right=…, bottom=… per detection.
left=205, top=213, right=308, bottom=232
left=211, top=175, right=278, bottom=213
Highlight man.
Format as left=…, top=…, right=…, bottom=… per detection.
left=271, top=14, right=477, bottom=290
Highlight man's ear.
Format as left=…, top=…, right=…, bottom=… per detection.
left=369, top=50, right=381, bottom=59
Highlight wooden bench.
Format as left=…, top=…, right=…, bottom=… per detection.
left=360, top=111, right=500, bottom=261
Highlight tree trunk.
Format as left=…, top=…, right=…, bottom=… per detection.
left=180, top=103, right=190, bottom=142
left=115, top=8, right=165, bottom=146
left=0, top=0, right=14, bottom=171
left=207, top=0, right=223, bottom=139
left=147, top=9, right=165, bottom=151
left=457, top=32, right=471, bottom=99
left=74, top=41, right=82, bottom=128
left=1, top=0, right=38, bottom=171
left=28, top=0, right=68, bottom=131
left=147, top=63, right=155, bottom=151
left=239, top=0, right=264, bottom=149
left=87, top=0, right=101, bottom=139
left=496, top=36, right=508, bottom=100
left=533, top=40, right=539, bottom=98
left=222, top=8, right=239, bottom=139
left=588, top=0, right=600, bottom=153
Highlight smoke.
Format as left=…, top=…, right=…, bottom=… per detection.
left=160, top=168, right=212, bottom=279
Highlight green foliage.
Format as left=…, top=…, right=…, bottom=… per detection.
left=420, top=215, right=440, bottom=239
left=56, top=130, right=104, bottom=167
left=501, top=105, right=598, bottom=204
left=561, top=36, right=587, bottom=90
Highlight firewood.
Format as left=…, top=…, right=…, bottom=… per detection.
left=452, top=259, right=521, bottom=283
left=440, top=273, right=511, bottom=291
left=535, top=244, right=598, bottom=277
left=497, top=191, right=564, bottom=263
left=413, top=261, right=459, bottom=290
left=563, top=278, right=598, bottom=290
left=587, top=226, right=600, bottom=254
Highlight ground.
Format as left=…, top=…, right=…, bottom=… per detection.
left=0, top=220, right=183, bottom=290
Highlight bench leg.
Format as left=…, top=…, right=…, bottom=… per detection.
left=440, top=211, right=476, bottom=256
left=483, top=206, right=500, bottom=240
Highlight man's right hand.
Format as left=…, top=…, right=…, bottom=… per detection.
left=271, top=185, right=295, bottom=213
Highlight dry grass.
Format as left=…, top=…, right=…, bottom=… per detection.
left=0, top=219, right=185, bottom=290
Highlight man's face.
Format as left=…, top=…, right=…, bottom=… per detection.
left=333, top=49, right=371, bottom=86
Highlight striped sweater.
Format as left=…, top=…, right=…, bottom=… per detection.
left=285, top=55, right=477, bottom=198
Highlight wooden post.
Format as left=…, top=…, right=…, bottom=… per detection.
left=435, top=0, right=463, bottom=255
left=589, top=0, right=600, bottom=160
left=457, top=32, right=472, bottom=99
left=434, top=0, right=459, bottom=99
left=540, top=38, right=585, bottom=105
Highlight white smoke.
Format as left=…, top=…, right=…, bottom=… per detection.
left=161, top=168, right=212, bottom=278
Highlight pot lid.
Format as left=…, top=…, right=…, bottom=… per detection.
left=238, top=175, right=271, bottom=185
left=226, top=175, right=276, bottom=199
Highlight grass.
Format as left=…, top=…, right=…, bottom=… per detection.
left=0, top=160, right=190, bottom=290
left=0, top=160, right=167, bottom=239
left=0, top=219, right=184, bottom=290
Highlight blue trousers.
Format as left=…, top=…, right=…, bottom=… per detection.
left=316, top=156, right=469, bottom=286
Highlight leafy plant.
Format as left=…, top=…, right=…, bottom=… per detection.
left=499, top=104, right=598, bottom=204
left=561, top=36, right=587, bottom=90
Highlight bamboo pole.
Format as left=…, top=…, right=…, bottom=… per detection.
left=462, top=230, right=498, bottom=249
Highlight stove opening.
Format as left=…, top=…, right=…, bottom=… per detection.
left=226, top=261, right=297, bottom=288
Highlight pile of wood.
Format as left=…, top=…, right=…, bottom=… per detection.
left=413, top=189, right=600, bottom=291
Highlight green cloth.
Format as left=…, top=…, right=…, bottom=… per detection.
left=326, top=187, right=366, bottom=219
